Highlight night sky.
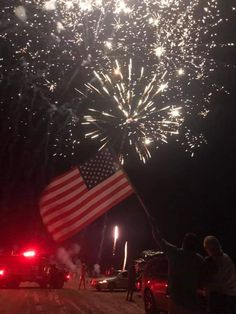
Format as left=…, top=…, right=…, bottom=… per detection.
left=0, top=1, right=236, bottom=269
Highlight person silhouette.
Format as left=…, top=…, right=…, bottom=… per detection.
left=79, top=262, right=87, bottom=290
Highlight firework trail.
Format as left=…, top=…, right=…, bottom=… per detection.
left=122, top=241, right=128, bottom=271
left=112, top=225, right=119, bottom=256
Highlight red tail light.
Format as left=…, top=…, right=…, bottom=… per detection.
left=155, top=281, right=168, bottom=294
left=0, top=270, right=5, bottom=276
left=66, top=274, right=70, bottom=280
left=23, top=250, right=36, bottom=257
left=136, top=281, right=141, bottom=290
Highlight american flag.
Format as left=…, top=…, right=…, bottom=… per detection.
left=40, top=149, right=133, bottom=242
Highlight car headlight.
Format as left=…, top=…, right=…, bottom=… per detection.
left=98, top=280, right=108, bottom=284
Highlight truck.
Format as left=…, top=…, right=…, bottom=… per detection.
left=0, top=249, right=70, bottom=289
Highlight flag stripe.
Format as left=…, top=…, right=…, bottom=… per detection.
left=41, top=182, right=86, bottom=216
left=47, top=180, right=131, bottom=233
left=42, top=171, right=81, bottom=196
left=41, top=170, right=124, bottom=220
left=40, top=150, right=134, bottom=242
left=45, top=168, right=79, bottom=190
left=41, top=173, right=83, bottom=205
left=45, top=175, right=129, bottom=229
left=53, top=188, right=133, bottom=242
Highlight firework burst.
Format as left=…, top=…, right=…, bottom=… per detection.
left=0, top=0, right=234, bottom=162
left=1, top=0, right=233, bottom=86
left=80, top=59, right=183, bottom=163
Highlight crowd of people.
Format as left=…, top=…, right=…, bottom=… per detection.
left=69, top=229, right=236, bottom=314
left=152, top=225, right=236, bottom=314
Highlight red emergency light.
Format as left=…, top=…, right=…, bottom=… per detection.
left=22, top=250, right=36, bottom=257
left=0, top=269, right=5, bottom=276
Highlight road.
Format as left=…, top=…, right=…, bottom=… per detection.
left=0, top=282, right=145, bottom=314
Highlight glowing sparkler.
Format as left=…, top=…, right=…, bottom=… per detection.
left=112, top=225, right=119, bottom=256
left=81, top=59, right=183, bottom=163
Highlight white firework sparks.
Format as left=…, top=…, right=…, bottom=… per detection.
left=80, top=59, right=184, bottom=163
left=2, top=0, right=233, bottom=84
left=0, top=0, right=234, bottom=161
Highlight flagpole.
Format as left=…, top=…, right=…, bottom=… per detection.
left=75, top=122, right=152, bottom=222
left=118, top=163, right=160, bottom=248
left=109, top=147, right=155, bottom=226
left=88, top=123, right=153, bottom=221
left=97, top=214, right=107, bottom=264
